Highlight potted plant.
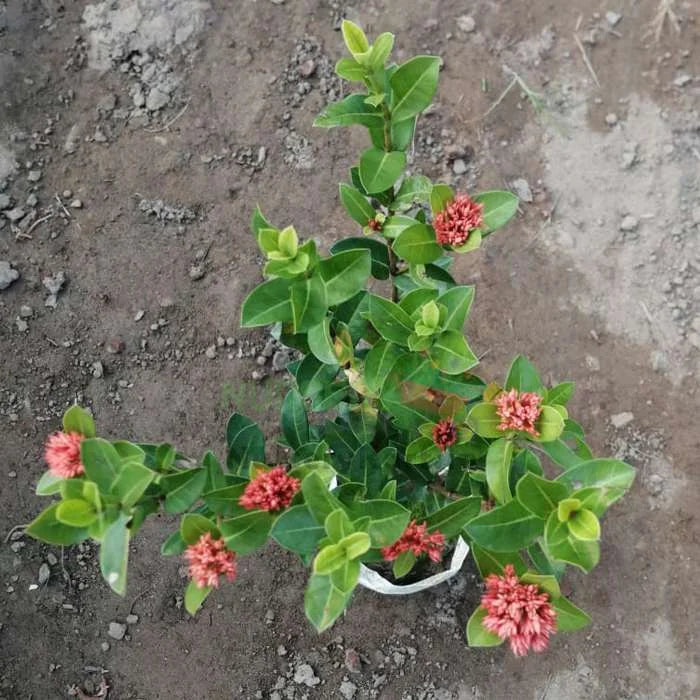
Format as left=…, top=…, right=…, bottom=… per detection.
left=27, top=21, right=635, bottom=656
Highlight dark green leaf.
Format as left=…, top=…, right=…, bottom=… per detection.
left=546, top=382, right=575, bottom=405
left=331, top=237, right=390, bottom=280
left=319, top=249, right=371, bottom=306
left=162, top=468, right=208, bottom=514
left=486, top=438, right=514, bottom=505
left=220, top=510, right=274, bottom=554
left=516, top=472, right=569, bottom=519
left=302, top=472, right=345, bottom=525
left=111, top=461, right=154, bottom=509
left=290, top=275, right=327, bottom=333
left=425, top=497, right=481, bottom=537
left=272, top=504, right=325, bottom=554
left=185, top=580, right=212, bottom=615
left=366, top=294, right=413, bottom=345
left=180, top=513, right=219, bottom=545
left=465, top=500, right=544, bottom=552
left=307, top=317, right=338, bottom=366
left=390, top=55, right=441, bottom=122
left=393, top=223, right=442, bottom=263
left=100, top=513, right=130, bottom=595
left=240, top=277, right=293, bottom=327
left=364, top=340, right=404, bottom=393
left=504, top=355, right=544, bottom=394
left=471, top=544, right=527, bottom=578
left=314, top=94, right=383, bottom=128
left=80, top=438, right=122, bottom=493
left=359, top=147, right=406, bottom=194
left=282, top=389, right=309, bottom=450
left=226, top=414, right=265, bottom=475
left=346, top=499, right=410, bottom=547
left=26, top=503, right=89, bottom=546
left=551, top=597, right=592, bottom=631
left=338, top=183, right=375, bottom=227
left=437, top=286, right=475, bottom=330
left=556, top=459, right=636, bottom=491
left=466, top=607, right=503, bottom=648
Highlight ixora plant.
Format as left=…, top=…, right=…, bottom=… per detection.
left=27, top=23, right=635, bottom=657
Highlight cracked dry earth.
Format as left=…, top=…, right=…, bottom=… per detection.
left=1, top=1, right=699, bottom=698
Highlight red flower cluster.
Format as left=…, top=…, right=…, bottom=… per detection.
left=381, top=520, right=445, bottom=563
left=185, top=532, right=237, bottom=589
left=239, top=466, right=301, bottom=512
left=480, top=564, right=557, bottom=656
left=494, top=389, right=543, bottom=437
left=433, top=194, right=484, bottom=247
left=367, top=218, right=383, bottom=231
left=432, top=418, right=457, bottom=452
left=44, top=431, right=86, bottom=478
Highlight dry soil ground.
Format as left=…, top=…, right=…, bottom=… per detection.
left=1, top=1, right=699, bottom=699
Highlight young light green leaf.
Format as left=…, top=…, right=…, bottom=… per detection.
left=55, top=499, right=97, bottom=528
left=341, top=19, right=369, bottom=58
left=62, top=405, right=96, bottom=437
left=466, top=606, right=504, bottom=647
left=184, top=580, right=212, bottom=615
left=335, top=57, right=366, bottom=81
left=314, top=94, right=384, bottom=129
left=100, top=513, right=130, bottom=596
left=304, top=573, right=352, bottom=632
left=486, top=438, right=514, bottom=505
left=26, top=503, right=89, bottom=546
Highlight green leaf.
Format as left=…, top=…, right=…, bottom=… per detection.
left=437, top=286, right=475, bottom=330
left=556, top=458, right=636, bottom=491
left=161, top=529, right=187, bottom=556
left=338, top=183, right=375, bottom=226
left=185, top=580, right=212, bottom=615
left=281, top=389, right=309, bottom=450
left=466, top=607, right=504, bottom=648
left=473, top=191, right=519, bottom=234
left=111, top=461, right=154, bottom=509
left=257, top=227, right=279, bottom=254
left=324, top=508, right=354, bottom=542
left=80, top=438, right=122, bottom=493
left=304, top=573, right=352, bottom=632
left=471, top=544, right=527, bottom=578
left=427, top=330, right=478, bottom=374
left=546, top=382, right=575, bottom=405
left=571, top=486, right=625, bottom=517
left=226, top=414, right=265, bottom=475
left=240, top=278, right=292, bottom=327
left=533, top=406, right=566, bottom=443
left=340, top=531, right=371, bottom=559
left=331, top=237, right=390, bottom=280
left=382, top=214, right=419, bottom=239
left=364, top=340, right=404, bottom=393
left=314, top=543, right=348, bottom=574
left=272, top=505, right=325, bottom=554
left=349, top=444, right=383, bottom=497
left=307, top=317, right=338, bottom=365
left=544, top=512, right=600, bottom=572
left=539, top=438, right=585, bottom=470
left=250, top=204, right=273, bottom=236
left=346, top=499, right=411, bottom=548
left=290, top=275, right=327, bottom=333
left=359, top=148, right=406, bottom=194
left=319, top=249, right=371, bottom=306
left=466, top=402, right=503, bottom=438
left=465, top=500, right=544, bottom=552
left=425, top=497, right=481, bottom=537
left=528, top=541, right=566, bottom=580
left=55, top=499, right=97, bottom=528
left=26, top=503, right=89, bottom=546
left=162, top=468, right=208, bottom=514
left=100, top=513, right=130, bottom=595
left=366, top=294, right=414, bottom=345
left=314, top=94, right=383, bottom=128
left=393, top=175, right=432, bottom=209
left=347, top=402, right=378, bottom=444
left=389, top=55, right=441, bottom=122
left=392, top=550, right=416, bottom=578
left=341, top=19, right=369, bottom=57
left=220, top=510, right=273, bottom=554
left=180, top=513, right=219, bottom=545
left=504, top=355, right=544, bottom=394
left=486, top=438, right=514, bottom=504
left=335, top=57, right=365, bottom=81
left=429, top=184, right=454, bottom=213
left=393, top=223, right=442, bottom=264
left=368, top=32, right=394, bottom=69
left=302, top=472, right=345, bottom=525
left=296, top=355, right=339, bottom=397
left=567, top=508, right=601, bottom=541
left=516, top=472, right=569, bottom=519
left=551, top=597, right=592, bottom=632
left=62, top=405, right=96, bottom=437
left=36, top=471, right=64, bottom=496
left=405, top=436, right=441, bottom=465
left=520, top=572, right=561, bottom=598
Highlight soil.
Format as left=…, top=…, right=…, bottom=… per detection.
left=1, top=0, right=699, bottom=698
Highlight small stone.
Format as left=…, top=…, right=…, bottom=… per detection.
left=205, top=345, right=217, bottom=359
left=340, top=681, right=358, bottom=699
left=16, top=318, right=28, bottom=332
left=344, top=648, right=362, bottom=674
left=251, top=369, right=265, bottom=381
left=610, top=411, right=634, bottom=428
left=4, top=207, right=26, bottom=222
left=62, top=190, right=73, bottom=199
left=106, top=338, right=125, bottom=354
left=134, top=309, right=145, bottom=321
left=26, top=193, right=38, bottom=207
left=689, top=332, right=700, bottom=350
left=511, top=177, right=533, bottom=203
left=293, top=664, right=320, bottom=687
left=38, top=563, right=50, bottom=585
left=605, top=113, right=618, bottom=126
left=646, top=473, right=663, bottom=496
left=272, top=349, right=293, bottom=372
left=189, top=264, right=205, bottom=280
left=619, top=215, right=639, bottom=232
left=126, top=613, right=139, bottom=624
left=47, top=552, right=58, bottom=566
left=97, top=94, right=117, bottom=114
left=19, top=304, right=33, bottom=318
left=456, top=15, right=476, bottom=33
left=146, top=87, right=170, bottom=111
left=277, top=645, right=287, bottom=656
left=92, top=361, right=104, bottom=378
left=107, top=622, right=127, bottom=640
left=691, top=206, right=700, bottom=226
left=70, top=199, right=83, bottom=209
left=621, top=142, right=638, bottom=170
left=0, top=193, right=12, bottom=209
left=452, top=158, right=467, bottom=175
left=256, top=355, right=267, bottom=366
left=585, top=354, right=600, bottom=372
left=101, top=642, right=110, bottom=652
left=605, top=11, right=622, bottom=26
left=673, top=74, right=692, bottom=88
left=27, top=169, right=42, bottom=182
left=0, top=261, right=19, bottom=290
left=298, top=59, right=316, bottom=78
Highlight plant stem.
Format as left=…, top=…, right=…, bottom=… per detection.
left=428, top=481, right=462, bottom=501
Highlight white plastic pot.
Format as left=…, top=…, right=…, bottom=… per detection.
left=357, top=536, right=470, bottom=595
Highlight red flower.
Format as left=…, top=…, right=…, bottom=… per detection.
left=494, top=389, right=543, bottom=437
left=432, top=419, right=457, bottom=452
left=44, top=431, right=86, bottom=478
left=239, top=466, right=301, bottom=512
left=480, top=564, right=557, bottom=656
left=185, top=532, right=237, bottom=589
left=433, top=194, right=484, bottom=247
left=381, top=520, right=445, bottom=563
left=367, top=218, right=383, bottom=231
